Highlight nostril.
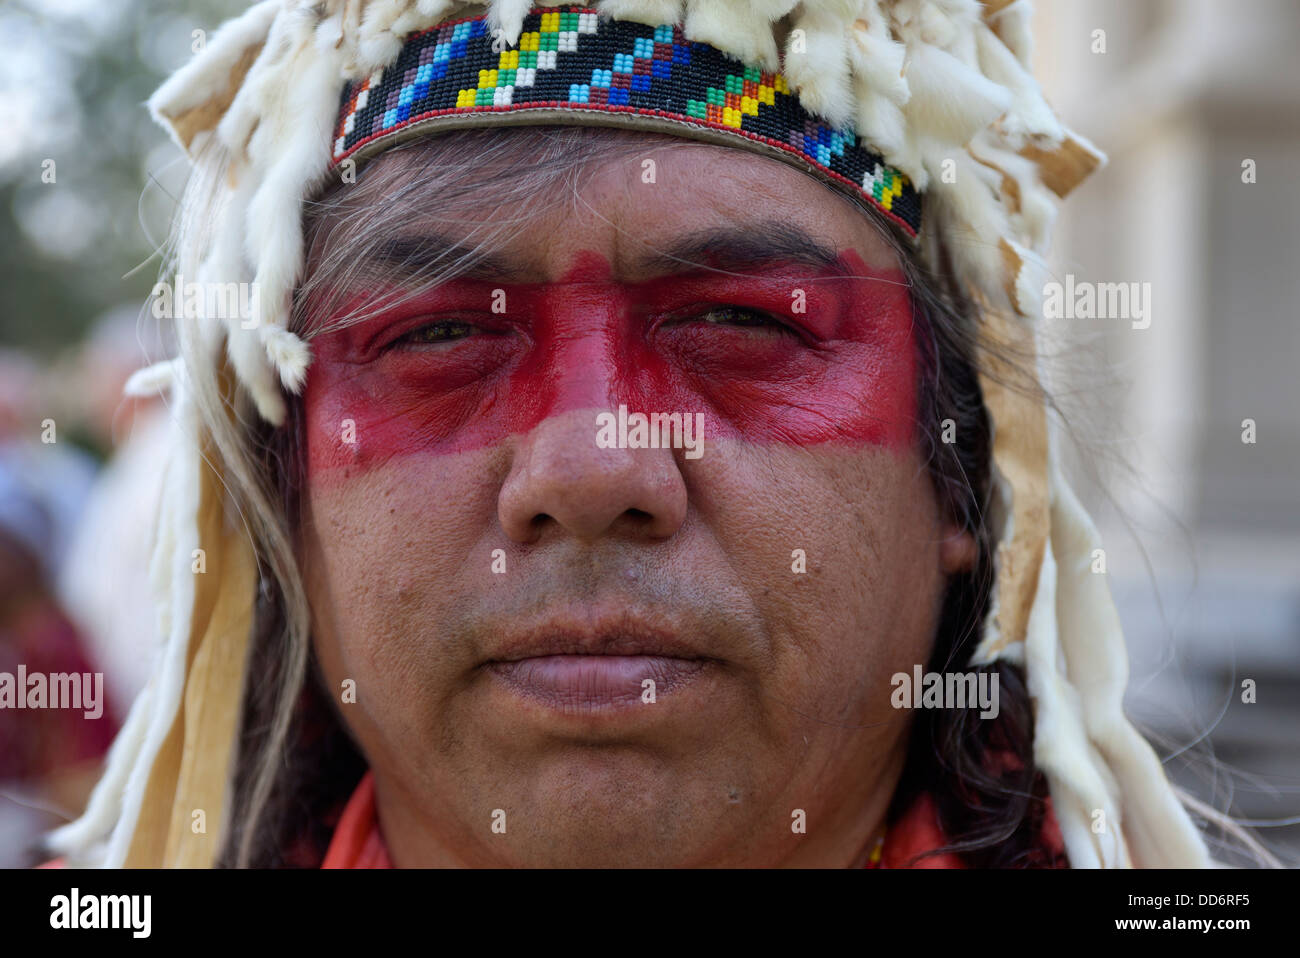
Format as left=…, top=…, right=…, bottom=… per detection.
left=621, top=508, right=658, bottom=532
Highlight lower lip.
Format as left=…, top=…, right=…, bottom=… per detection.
left=486, top=655, right=708, bottom=709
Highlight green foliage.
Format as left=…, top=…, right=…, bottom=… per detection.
left=0, top=0, right=246, bottom=356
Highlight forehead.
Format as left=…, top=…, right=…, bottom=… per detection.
left=318, top=133, right=902, bottom=280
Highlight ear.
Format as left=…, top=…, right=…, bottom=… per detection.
left=938, top=519, right=978, bottom=576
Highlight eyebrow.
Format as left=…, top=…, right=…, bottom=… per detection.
left=365, top=234, right=532, bottom=281
left=360, top=220, right=843, bottom=282
left=630, top=221, right=844, bottom=276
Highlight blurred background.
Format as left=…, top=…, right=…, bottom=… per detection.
left=0, top=0, right=1296, bottom=866
left=1036, top=0, right=1300, bottom=864
left=0, top=0, right=244, bottom=865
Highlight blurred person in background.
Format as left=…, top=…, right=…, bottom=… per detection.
left=0, top=351, right=118, bottom=867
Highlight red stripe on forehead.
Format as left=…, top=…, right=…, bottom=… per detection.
left=302, top=248, right=917, bottom=476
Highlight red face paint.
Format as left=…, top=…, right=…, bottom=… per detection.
left=301, top=248, right=917, bottom=475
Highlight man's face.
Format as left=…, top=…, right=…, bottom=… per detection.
left=298, top=138, right=973, bottom=866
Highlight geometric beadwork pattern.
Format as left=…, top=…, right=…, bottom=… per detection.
left=332, top=5, right=921, bottom=236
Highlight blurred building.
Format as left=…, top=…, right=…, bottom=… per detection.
left=1034, top=0, right=1300, bottom=861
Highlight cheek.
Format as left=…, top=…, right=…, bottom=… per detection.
left=300, top=449, right=503, bottom=683
left=690, top=439, right=943, bottom=702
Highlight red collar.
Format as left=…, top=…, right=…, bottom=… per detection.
left=320, top=772, right=391, bottom=868
left=321, top=771, right=975, bottom=868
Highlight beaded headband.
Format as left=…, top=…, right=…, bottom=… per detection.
left=331, top=7, right=922, bottom=237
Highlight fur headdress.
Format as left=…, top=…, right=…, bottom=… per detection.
left=50, top=0, right=1209, bottom=868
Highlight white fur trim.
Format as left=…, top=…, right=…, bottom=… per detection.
left=261, top=326, right=312, bottom=392
left=148, top=0, right=281, bottom=156
left=123, top=359, right=179, bottom=397
left=684, top=0, right=792, bottom=75
left=1047, top=463, right=1211, bottom=867
left=781, top=2, right=857, bottom=128
left=597, top=0, right=684, bottom=29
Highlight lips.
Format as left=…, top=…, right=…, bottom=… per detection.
left=487, top=654, right=708, bottom=708
left=481, top=616, right=717, bottom=711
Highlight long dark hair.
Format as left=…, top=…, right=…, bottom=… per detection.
left=892, top=232, right=1063, bottom=868
left=218, top=126, right=1061, bottom=868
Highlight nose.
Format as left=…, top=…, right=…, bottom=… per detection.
left=498, top=408, right=688, bottom=544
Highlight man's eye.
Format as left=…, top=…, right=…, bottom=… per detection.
left=700, top=307, right=786, bottom=330
left=395, top=320, right=477, bottom=346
